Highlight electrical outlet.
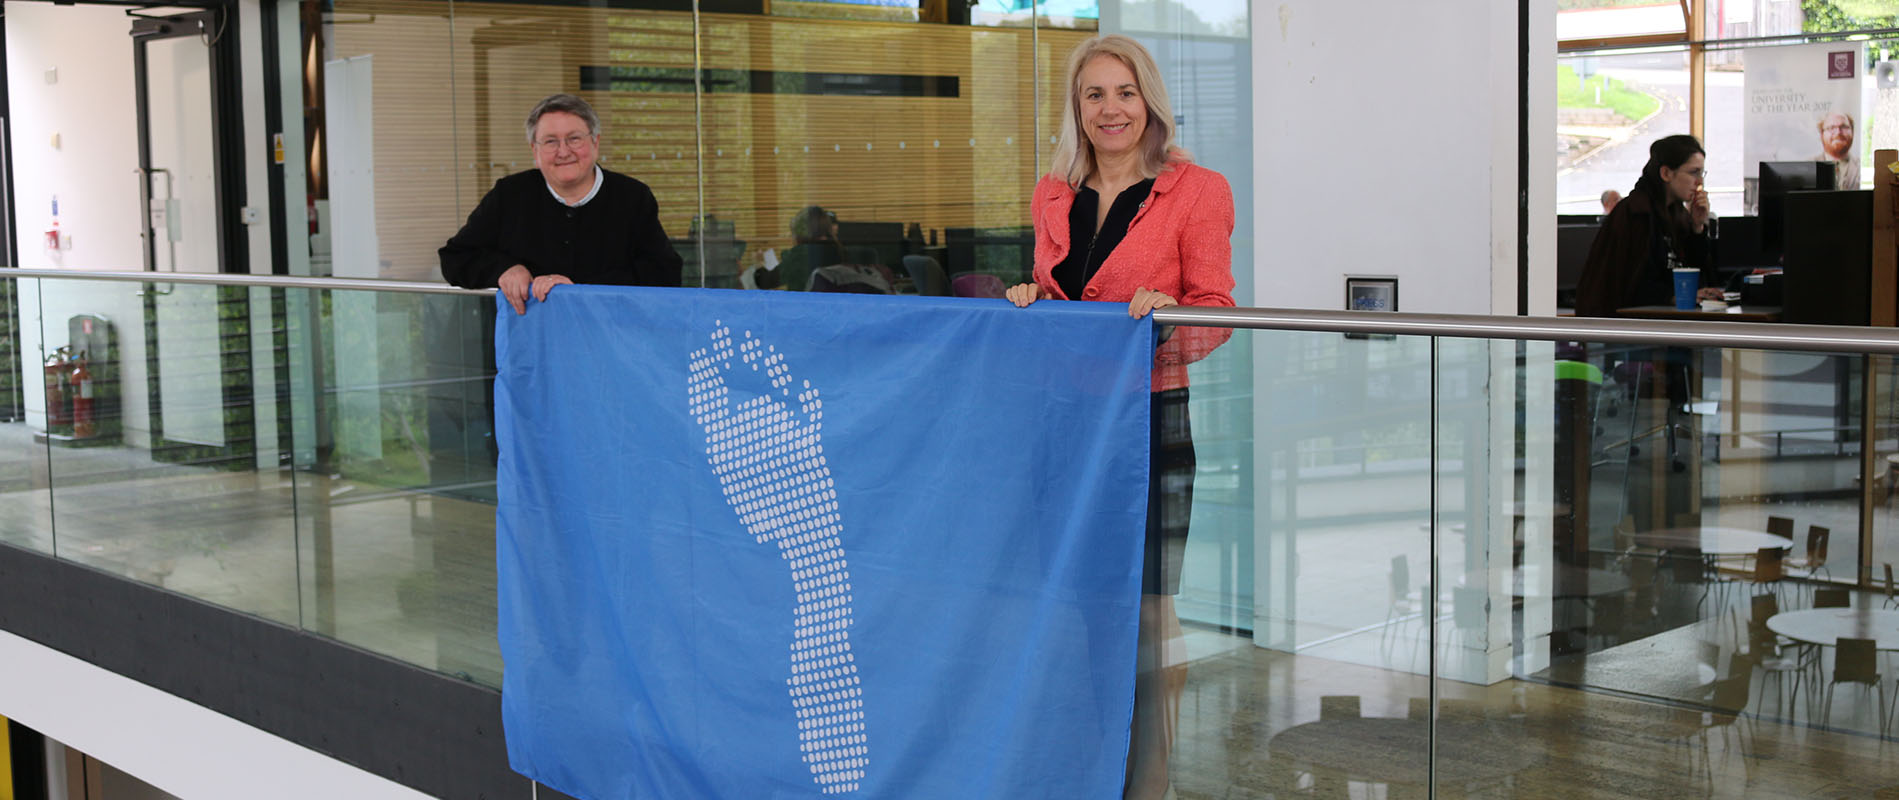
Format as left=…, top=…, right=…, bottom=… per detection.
left=61, top=234, right=72, bottom=250
left=44, top=68, right=56, bottom=85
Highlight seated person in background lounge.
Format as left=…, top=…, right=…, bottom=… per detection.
left=775, top=205, right=843, bottom=292
left=1574, top=134, right=1722, bottom=317
left=1600, top=189, right=1620, bottom=215
left=439, top=93, right=682, bottom=313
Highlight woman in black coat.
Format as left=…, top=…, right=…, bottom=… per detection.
left=1575, top=134, right=1722, bottom=317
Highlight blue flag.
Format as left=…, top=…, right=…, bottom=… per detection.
left=495, top=286, right=1151, bottom=800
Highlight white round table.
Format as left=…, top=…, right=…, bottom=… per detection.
left=1633, top=526, right=1793, bottom=557
left=1767, top=608, right=1899, bottom=650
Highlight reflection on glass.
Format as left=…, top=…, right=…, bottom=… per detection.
left=27, top=282, right=299, bottom=623
left=294, top=288, right=500, bottom=685
left=0, top=278, right=54, bottom=555
left=1503, top=342, right=1890, bottom=796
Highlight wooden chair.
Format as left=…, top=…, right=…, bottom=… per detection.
left=1766, top=515, right=1794, bottom=540
left=1747, top=594, right=1809, bottom=714
left=1746, top=546, right=1787, bottom=607
left=1662, top=548, right=1713, bottom=613
left=1382, top=555, right=1426, bottom=666
left=1787, top=525, right=1832, bottom=589
left=1701, top=656, right=1756, bottom=763
left=1823, top=638, right=1891, bottom=735
left=1814, top=588, right=1851, bottom=609
left=1885, top=563, right=1898, bottom=610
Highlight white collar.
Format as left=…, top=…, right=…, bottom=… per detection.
left=547, top=165, right=604, bottom=208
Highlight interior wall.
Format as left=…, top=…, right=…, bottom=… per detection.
left=5, top=3, right=154, bottom=444
left=4, top=1, right=142, bottom=271
left=1251, top=0, right=1521, bottom=315
left=1245, top=0, right=1537, bottom=685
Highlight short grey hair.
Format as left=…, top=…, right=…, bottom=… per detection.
left=525, top=94, right=600, bottom=144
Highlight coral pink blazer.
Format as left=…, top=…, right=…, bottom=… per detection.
left=1031, top=160, right=1236, bottom=392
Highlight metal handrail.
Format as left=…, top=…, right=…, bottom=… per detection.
left=1151, top=306, right=1899, bottom=355
left=0, top=268, right=492, bottom=297
left=5, top=268, right=1897, bottom=355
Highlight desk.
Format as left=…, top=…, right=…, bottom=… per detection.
left=1633, top=527, right=1793, bottom=556
left=1616, top=305, right=1783, bottom=322
left=1269, top=717, right=1543, bottom=788
left=1767, top=608, right=1899, bottom=650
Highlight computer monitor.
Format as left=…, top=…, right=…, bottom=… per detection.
left=942, top=227, right=1034, bottom=285
left=834, top=221, right=906, bottom=270
left=1554, top=223, right=1598, bottom=307
left=1711, top=215, right=1771, bottom=270
left=1781, top=189, right=1872, bottom=325
left=1759, top=161, right=1835, bottom=256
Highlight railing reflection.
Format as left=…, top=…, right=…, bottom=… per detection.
left=1, top=269, right=1898, bottom=797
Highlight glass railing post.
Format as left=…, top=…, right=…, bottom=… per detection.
left=1427, top=333, right=1439, bottom=798
left=1862, top=353, right=1878, bottom=589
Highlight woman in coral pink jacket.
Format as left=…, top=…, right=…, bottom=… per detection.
left=1006, top=34, right=1234, bottom=800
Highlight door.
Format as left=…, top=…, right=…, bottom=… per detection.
left=132, top=11, right=252, bottom=456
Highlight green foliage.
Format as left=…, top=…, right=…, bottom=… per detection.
left=1803, top=0, right=1899, bottom=32
left=1556, top=65, right=1662, bottom=122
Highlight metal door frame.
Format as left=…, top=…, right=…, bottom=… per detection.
left=131, top=7, right=248, bottom=275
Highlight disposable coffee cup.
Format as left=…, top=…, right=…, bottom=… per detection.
left=1671, top=268, right=1699, bottom=310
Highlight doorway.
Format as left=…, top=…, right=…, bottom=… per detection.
left=1, top=0, right=257, bottom=463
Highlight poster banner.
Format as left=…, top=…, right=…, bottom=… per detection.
left=1745, top=42, right=1864, bottom=206
left=494, top=286, right=1152, bottom=800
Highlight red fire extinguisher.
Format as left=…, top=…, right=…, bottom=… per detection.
left=44, top=348, right=72, bottom=430
left=71, top=355, right=95, bottom=439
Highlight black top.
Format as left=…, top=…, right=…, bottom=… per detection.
left=1055, top=178, right=1155, bottom=300
left=776, top=241, right=842, bottom=292
left=1574, top=186, right=1713, bottom=317
left=439, top=168, right=683, bottom=289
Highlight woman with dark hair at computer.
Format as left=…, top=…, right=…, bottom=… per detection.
left=1003, top=34, right=1234, bottom=800
left=1575, top=134, right=1723, bottom=317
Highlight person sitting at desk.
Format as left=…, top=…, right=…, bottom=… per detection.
left=775, top=205, right=843, bottom=292
left=1575, top=134, right=1723, bottom=317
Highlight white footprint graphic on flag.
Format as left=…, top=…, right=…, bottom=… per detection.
left=686, top=322, right=868, bottom=794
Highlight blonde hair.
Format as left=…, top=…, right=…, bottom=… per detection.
left=1049, top=35, right=1189, bottom=188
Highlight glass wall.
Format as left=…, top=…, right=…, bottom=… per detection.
left=8, top=270, right=1899, bottom=795
left=1557, top=48, right=1696, bottom=216
left=294, top=0, right=1252, bottom=289
left=285, top=0, right=1259, bottom=632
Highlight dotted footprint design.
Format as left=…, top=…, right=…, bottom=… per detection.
left=686, top=322, right=868, bottom=794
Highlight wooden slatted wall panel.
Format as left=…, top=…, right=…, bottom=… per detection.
left=329, top=2, right=1089, bottom=282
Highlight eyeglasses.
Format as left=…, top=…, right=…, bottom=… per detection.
left=1823, top=124, right=1852, bottom=134
left=1682, top=168, right=1707, bottom=180
left=535, top=133, right=593, bottom=153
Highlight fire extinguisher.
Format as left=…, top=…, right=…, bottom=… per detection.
left=71, top=355, right=94, bottom=440
left=43, top=347, right=72, bottom=430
